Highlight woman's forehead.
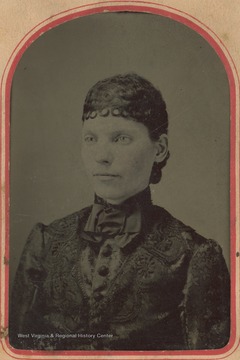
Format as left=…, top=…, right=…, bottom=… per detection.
left=82, top=115, right=149, bottom=134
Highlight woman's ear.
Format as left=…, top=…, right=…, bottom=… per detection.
left=154, top=134, right=168, bottom=163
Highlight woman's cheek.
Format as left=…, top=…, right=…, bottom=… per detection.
left=131, top=158, right=144, bottom=174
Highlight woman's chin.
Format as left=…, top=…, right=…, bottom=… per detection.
left=94, top=186, right=145, bottom=204
left=95, top=190, right=125, bottom=204
left=94, top=185, right=128, bottom=204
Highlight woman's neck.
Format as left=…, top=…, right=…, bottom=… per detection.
left=94, top=186, right=152, bottom=211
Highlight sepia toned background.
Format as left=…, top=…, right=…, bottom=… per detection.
left=0, top=2, right=239, bottom=359
left=9, top=11, right=231, bottom=287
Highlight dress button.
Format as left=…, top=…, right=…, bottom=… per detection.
left=93, top=291, right=104, bottom=301
left=98, top=265, right=109, bottom=276
left=101, top=245, right=112, bottom=257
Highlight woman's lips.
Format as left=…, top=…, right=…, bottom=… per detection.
left=93, top=174, right=120, bottom=181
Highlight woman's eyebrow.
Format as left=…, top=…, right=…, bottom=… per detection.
left=82, top=129, right=96, bottom=136
left=110, top=129, right=135, bottom=136
left=82, top=128, right=136, bottom=137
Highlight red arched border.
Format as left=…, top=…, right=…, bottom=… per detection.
left=1, top=2, right=238, bottom=359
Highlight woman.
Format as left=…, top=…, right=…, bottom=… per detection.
left=10, top=73, right=230, bottom=350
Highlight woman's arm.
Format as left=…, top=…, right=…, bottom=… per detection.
left=183, top=239, right=230, bottom=349
left=9, top=223, right=47, bottom=348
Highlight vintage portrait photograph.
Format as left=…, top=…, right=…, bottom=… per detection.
left=1, top=3, right=237, bottom=358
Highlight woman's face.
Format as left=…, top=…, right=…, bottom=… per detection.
left=81, top=116, right=167, bottom=204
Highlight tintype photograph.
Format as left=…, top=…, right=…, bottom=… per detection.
left=8, top=11, right=230, bottom=351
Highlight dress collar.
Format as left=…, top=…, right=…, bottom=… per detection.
left=82, top=187, right=152, bottom=247
left=94, top=186, right=152, bottom=215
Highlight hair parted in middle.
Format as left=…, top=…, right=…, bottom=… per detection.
left=82, top=73, right=170, bottom=184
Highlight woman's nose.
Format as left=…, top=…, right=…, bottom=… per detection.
left=94, top=144, right=113, bottom=165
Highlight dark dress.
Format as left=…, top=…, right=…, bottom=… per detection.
left=9, top=188, right=230, bottom=350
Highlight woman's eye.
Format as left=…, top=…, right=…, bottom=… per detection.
left=114, top=135, right=132, bottom=144
left=84, top=135, right=96, bottom=143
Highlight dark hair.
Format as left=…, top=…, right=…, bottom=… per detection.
left=82, top=73, right=170, bottom=184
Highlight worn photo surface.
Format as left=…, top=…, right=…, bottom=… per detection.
left=1, top=2, right=239, bottom=358
left=8, top=11, right=231, bottom=351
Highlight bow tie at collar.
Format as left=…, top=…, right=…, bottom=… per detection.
left=84, top=203, right=141, bottom=236
left=82, top=187, right=152, bottom=246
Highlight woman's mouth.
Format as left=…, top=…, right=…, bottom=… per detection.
left=93, top=174, right=120, bottom=181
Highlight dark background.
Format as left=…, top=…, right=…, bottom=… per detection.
left=10, top=12, right=230, bottom=287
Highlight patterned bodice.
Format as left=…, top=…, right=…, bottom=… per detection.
left=10, top=202, right=230, bottom=350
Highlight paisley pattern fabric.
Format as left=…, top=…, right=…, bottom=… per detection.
left=9, top=191, right=230, bottom=351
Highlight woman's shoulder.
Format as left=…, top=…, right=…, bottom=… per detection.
left=147, top=205, right=225, bottom=262
left=44, top=206, right=92, bottom=235
left=25, top=206, right=92, bottom=250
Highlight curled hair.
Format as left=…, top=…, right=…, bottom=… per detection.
left=82, top=73, right=170, bottom=184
